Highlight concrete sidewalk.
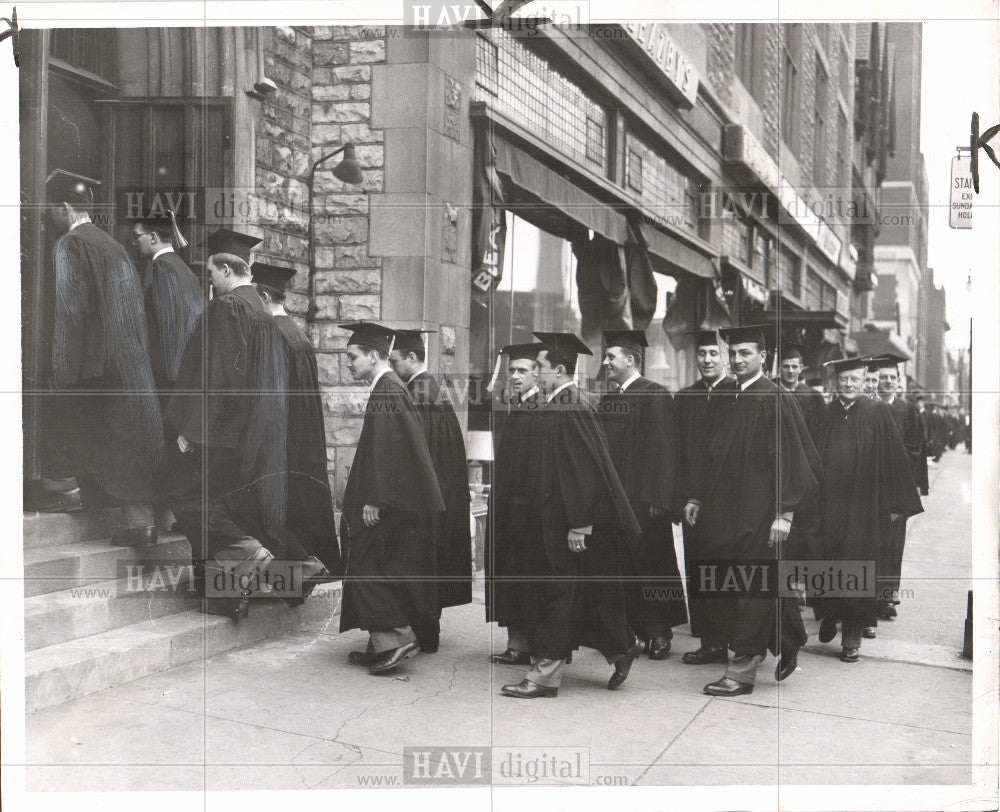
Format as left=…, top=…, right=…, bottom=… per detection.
left=24, top=453, right=973, bottom=792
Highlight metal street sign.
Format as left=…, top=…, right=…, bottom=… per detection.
left=951, top=155, right=974, bottom=229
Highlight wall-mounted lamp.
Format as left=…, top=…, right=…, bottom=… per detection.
left=306, top=143, right=364, bottom=322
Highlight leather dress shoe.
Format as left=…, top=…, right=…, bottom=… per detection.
left=500, top=679, right=558, bottom=699
left=862, top=626, right=877, bottom=639
left=491, top=648, right=530, bottom=666
left=648, top=636, right=672, bottom=660
left=703, top=677, right=753, bottom=697
left=368, top=641, right=420, bottom=674
left=878, top=604, right=897, bottom=620
left=775, top=649, right=798, bottom=682
left=608, top=641, right=644, bottom=690
left=681, top=645, right=728, bottom=665
left=818, top=618, right=838, bottom=643
left=285, top=568, right=337, bottom=607
left=110, top=526, right=159, bottom=548
left=840, top=647, right=860, bottom=663
left=348, top=649, right=379, bottom=666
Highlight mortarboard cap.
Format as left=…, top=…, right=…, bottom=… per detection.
left=251, top=262, right=296, bottom=291
left=867, top=352, right=907, bottom=370
left=532, top=332, right=593, bottom=357
left=686, top=328, right=725, bottom=347
left=339, top=321, right=395, bottom=355
left=201, top=228, right=262, bottom=263
left=603, top=329, right=648, bottom=355
left=501, top=342, right=544, bottom=360
left=46, top=168, right=100, bottom=207
left=393, top=328, right=435, bottom=356
left=719, top=324, right=772, bottom=350
left=778, top=343, right=806, bottom=362
left=823, top=356, right=871, bottom=375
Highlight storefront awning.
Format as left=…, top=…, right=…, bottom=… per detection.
left=761, top=309, right=849, bottom=330
left=494, top=137, right=628, bottom=245
left=640, top=222, right=717, bottom=279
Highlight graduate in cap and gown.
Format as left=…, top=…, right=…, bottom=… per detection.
left=498, top=332, right=642, bottom=699
left=166, top=229, right=317, bottom=618
left=388, top=328, right=473, bottom=652
left=684, top=325, right=820, bottom=696
left=129, top=211, right=203, bottom=397
left=338, top=323, right=446, bottom=675
left=598, top=329, right=686, bottom=660
left=43, top=169, right=163, bottom=547
left=776, top=344, right=827, bottom=445
left=252, top=262, right=342, bottom=579
left=486, top=342, right=546, bottom=666
left=809, top=356, right=923, bottom=661
left=869, top=355, right=928, bottom=623
left=673, top=329, right=736, bottom=665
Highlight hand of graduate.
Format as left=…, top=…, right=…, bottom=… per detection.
left=683, top=500, right=699, bottom=526
left=888, top=512, right=899, bottom=522
left=567, top=530, right=587, bottom=553
left=363, top=504, right=381, bottom=527
left=649, top=505, right=665, bottom=518
left=177, top=435, right=190, bottom=453
left=768, top=516, right=792, bottom=547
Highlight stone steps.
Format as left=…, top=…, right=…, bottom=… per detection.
left=23, top=534, right=192, bottom=597
left=25, top=589, right=342, bottom=713
left=23, top=509, right=343, bottom=713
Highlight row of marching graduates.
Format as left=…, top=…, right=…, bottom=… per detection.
left=37, top=171, right=475, bottom=676
left=483, top=326, right=927, bottom=699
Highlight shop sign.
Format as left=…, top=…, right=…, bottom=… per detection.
left=622, top=22, right=700, bottom=108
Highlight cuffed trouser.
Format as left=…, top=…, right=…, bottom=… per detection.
left=724, top=653, right=765, bottom=685
left=370, top=626, right=416, bottom=654
left=526, top=656, right=567, bottom=688
left=841, top=623, right=863, bottom=649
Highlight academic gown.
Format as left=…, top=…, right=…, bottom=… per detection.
left=48, top=222, right=163, bottom=505
left=688, top=375, right=821, bottom=657
left=597, top=377, right=687, bottom=639
left=875, top=396, right=928, bottom=606
left=164, top=285, right=290, bottom=563
left=809, top=397, right=923, bottom=628
left=273, top=314, right=342, bottom=575
left=522, top=384, right=642, bottom=660
left=781, top=382, right=827, bottom=447
left=339, top=370, right=446, bottom=634
left=674, top=375, right=736, bottom=641
left=406, top=371, right=473, bottom=609
left=142, top=250, right=204, bottom=393
left=485, top=388, right=545, bottom=630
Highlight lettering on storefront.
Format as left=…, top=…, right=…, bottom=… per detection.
left=622, top=22, right=700, bottom=108
left=950, top=154, right=974, bottom=229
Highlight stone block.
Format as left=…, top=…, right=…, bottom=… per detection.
left=331, top=64, right=371, bottom=83
left=325, top=416, right=363, bottom=446
left=370, top=193, right=427, bottom=256
left=350, top=39, right=387, bottom=64
left=354, top=144, right=384, bottom=169
left=314, top=268, right=381, bottom=295
left=379, top=255, right=426, bottom=322
left=387, top=28, right=429, bottom=64
left=331, top=25, right=386, bottom=41
left=360, top=169, right=384, bottom=193
left=349, top=84, right=371, bottom=100
left=311, top=26, right=333, bottom=41
left=384, top=127, right=428, bottom=194
left=314, top=215, right=368, bottom=245
left=309, top=322, right=350, bottom=352
left=274, top=25, right=297, bottom=44
left=313, top=41, right=350, bottom=66
left=314, top=193, right=369, bottom=217
left=313, top=84, right=351, bottom=102
left=333, top=245, right=382, bottom=269
left=338, top=294, right=380, bottom=321
left=338, top=122, right=384, bottom=144
left=371, top=64, right=428, bottom=129
left=310, top=124, right=342, bottom=146
left=425, top=128, right=473, bottom=202
left=313, top=101, right=370, bottom=124
left=311, top=294, right=339, bottom=321
left=323, top=388, right=367, bottom=417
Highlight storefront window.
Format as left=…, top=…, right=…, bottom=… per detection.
left=721, top=213, right=751, bottom=265
left=474, top=30, right=608, bottom=174
left=624, top=131, right=698, bottom=233
left=778, top=246, right=802, bottom=299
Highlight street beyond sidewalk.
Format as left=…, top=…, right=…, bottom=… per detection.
left=25, top=452, right=973, bottom=792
